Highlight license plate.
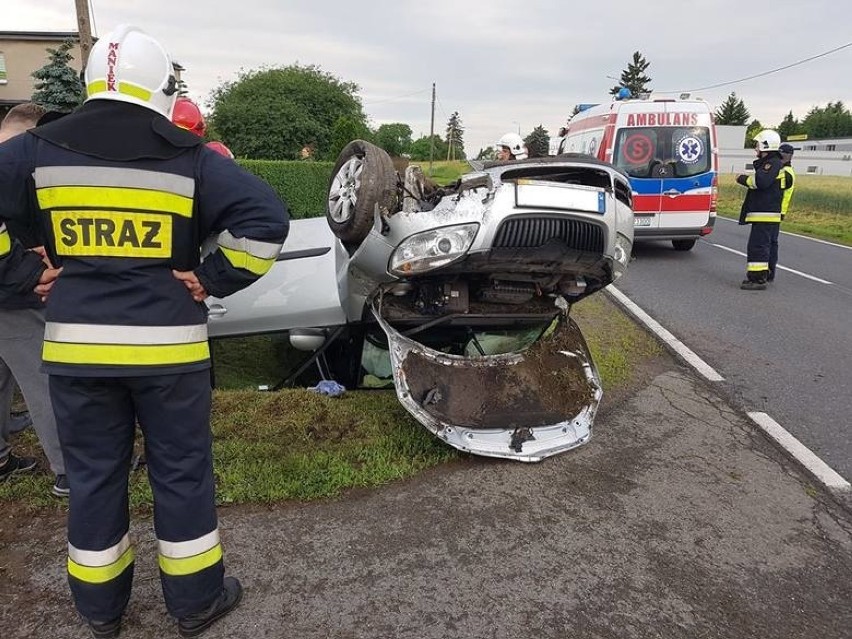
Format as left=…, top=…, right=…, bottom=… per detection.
left=634, top=216, right=653, bottom=227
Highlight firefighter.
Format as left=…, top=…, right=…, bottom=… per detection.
left=496, top=132, right=528, bottom=161
left=0, top=24, right=288, bottom=638
left=736, top=129, right=784, bottom=290
left=172, top=96, right=235, bottom=158
left=769, top=143, right=797, bottom=282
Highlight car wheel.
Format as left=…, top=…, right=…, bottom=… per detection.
left=327, top=140, right=397, bottom=244
left=672, top=239, right=696, bottom=251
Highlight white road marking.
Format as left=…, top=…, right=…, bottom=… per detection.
left=716, top=216, right=852, bottom=250
left=607, top=285, right=850, bottom=491
left=704, top=242, right=834, bottom=285
left=747, top=412, right=851, bottom=491
left=606, top=286, right=725, bottom=382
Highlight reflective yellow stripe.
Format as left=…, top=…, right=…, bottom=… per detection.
left=745, top=213, right=782, bottom=223
left=68, top=546, right=134, bottom=584
left=43, top=341, right=210, bottom=366
left=0, top=227, right=9, bottom=256
left=158, top=543, right=223, bottom=576
left=745, top=175, right=756, bottom=188
left=88, top=79, right=152, bottom=102
left=747, top=262, right=769, bottom=272
left=38, top=186, right=193, bottom=218
left=220, top=246, right=275, bottom=276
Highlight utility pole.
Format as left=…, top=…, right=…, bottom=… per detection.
left=428, top=82, right=435, bottom=177
left=74, top=0, right=94, bottom=69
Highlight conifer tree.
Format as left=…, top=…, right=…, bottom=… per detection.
left=609, top=52, right=652, bottom=96
left=31, top=40, right=84, bottom=112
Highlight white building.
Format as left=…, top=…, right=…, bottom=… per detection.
left=716, top=126, right=852, bottom=177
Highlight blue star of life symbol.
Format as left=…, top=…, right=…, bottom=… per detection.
left=678, top=136, right=702, bottom=163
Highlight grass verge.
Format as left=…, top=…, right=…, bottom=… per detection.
left=0, top=296, right=661, bottom=509
left=717, top=173, right=852, bottom=246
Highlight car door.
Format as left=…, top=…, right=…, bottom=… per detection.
left=206, top=217, right=348, bottom=337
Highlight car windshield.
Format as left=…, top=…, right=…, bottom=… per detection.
left=613, top=126, right=711, bottom=179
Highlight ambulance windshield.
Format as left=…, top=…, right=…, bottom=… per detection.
left=613, top=127, right=711, bottom=179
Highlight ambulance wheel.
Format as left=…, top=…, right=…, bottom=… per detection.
left=672, top=239, right=696, bottom=251
left=327, top=140, right=397, bottom=245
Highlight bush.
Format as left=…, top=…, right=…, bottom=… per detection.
left=238, top=159, right=333, bottom=219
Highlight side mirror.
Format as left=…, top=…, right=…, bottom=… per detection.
left=289, top=328, right=326, bottom=352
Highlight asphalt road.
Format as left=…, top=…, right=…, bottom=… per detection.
left=615, top=216, right=852, bottom=480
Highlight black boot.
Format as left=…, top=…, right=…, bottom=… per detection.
left=740, top=280, right=767, bottom=290
left=86, top=617, right=121, bottom=639
left=178, top=576, right=243, bottom=638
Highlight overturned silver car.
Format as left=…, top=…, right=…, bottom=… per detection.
left=207, top=141, right=634, bottom=461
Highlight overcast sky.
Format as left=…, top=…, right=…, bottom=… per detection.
left=6, top=1, right=851, bottom=156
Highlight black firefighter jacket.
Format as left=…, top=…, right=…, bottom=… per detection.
left=0, top=100, right=289, bottom=377
left=737, top=151, right=785, bottom=224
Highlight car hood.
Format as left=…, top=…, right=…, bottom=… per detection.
left=371, top=299, right=602, bottom=462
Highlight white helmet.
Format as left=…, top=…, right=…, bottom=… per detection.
left=753, top=129, right=781, bottom=152
left=496, top=132, right=528, bottom=160
left=84, top=24, right=178, bottom=118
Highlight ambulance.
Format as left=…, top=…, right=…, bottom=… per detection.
left=556, top=94, right=718, bottom=250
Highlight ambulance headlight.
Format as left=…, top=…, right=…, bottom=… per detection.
left=612, top=233, right=632, bottom=281
left=390, top=223, right=479, bottom=276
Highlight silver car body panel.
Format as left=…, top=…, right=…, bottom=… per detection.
left=207, top=217, right=348, bottom=336
left=371, top=299, right=603, bottom=462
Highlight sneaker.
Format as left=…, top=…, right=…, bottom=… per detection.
left=52, top=474, right=70, bottom=498
left=740, top=280, right=767, bottom=291
left=86, top=617, right=121, bottom=639
left=9, top=411, right=32, bottom=434
left=0, top=452, right=38, bottom=480
left=178, top=576, right=243, bottom=638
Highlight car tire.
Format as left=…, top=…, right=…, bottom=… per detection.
left=672, top=239, right=696, bottom=251
left=327, top=140, right=397, bottom=244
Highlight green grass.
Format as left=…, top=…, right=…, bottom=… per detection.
left=717, top=174, right=852, bottom=245
left=0, top=297, right=661, bottom=509
left=411, top=160, right=471, bottom=185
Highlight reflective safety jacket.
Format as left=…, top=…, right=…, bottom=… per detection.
left=0, top=100, right=289, bottom=377
left=780, top=164, right=796, bottom=219
left=737, top=151, right=784, bottom=224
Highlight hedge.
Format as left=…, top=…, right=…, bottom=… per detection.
left=238, top=159, right=334, bottom=220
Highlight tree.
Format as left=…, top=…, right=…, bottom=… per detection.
left=409, top=135, right=447, bottom=161
left=609, top=51, right=652, bottom=96
left=445, top=111, right=466, bottom=161
left=374, top=123, right=413, bottom=157
left=329, top=115, right=372, bottom=160
left=524, top=124, right=550, bottom=158
left=208, top=64, right=367, bottom=160
left=801, top=101, right=852, bottom=139
left=776, top=111, right=803, bottom=141
left=30, top=40, right=83, bottom=112
left=744, top=119, right=763, bottom=148
left=476, top=146, right=496, bottom=161
left=714, top=92, right=750, bottom=125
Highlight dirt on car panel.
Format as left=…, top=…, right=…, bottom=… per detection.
left=401, top=319, right=596, bottom=428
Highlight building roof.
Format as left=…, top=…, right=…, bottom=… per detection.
left=0, top=31, right=80, bottom=42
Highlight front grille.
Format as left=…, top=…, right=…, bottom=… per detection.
left=492, top=217, right=604, bottom=253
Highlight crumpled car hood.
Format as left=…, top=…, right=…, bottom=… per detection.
left=371, top=301, right=602, bottom=462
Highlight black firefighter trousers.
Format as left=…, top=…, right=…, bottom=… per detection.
left=746, top=221, right=780, bottom=283
left=49, top=370, right=225, bottom=621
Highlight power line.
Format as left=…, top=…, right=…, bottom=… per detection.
left=362, top=88, right=429, bottom=106
left=658, top=41, right=852, bottom=93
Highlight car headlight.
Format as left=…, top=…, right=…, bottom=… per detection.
left=390, top=223, right=479, bottom=276
left=612, top=232, right=632, bottom=281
